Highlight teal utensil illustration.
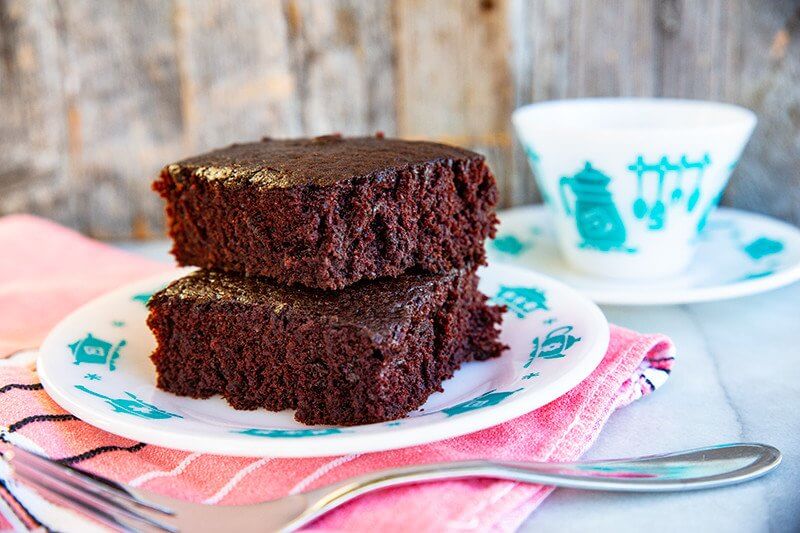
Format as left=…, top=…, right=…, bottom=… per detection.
left=634, top=167, right=648, bottom=219
left=75, top=385, right=182, bottom=420
left=697, top=190, right=723, bottom=233
left=695, top=159, right=738, bottom=233
left=682, top=153, right=711, bottom=212
left=629, top=155, right=666, bottom=228
left=525, top=325, right=582, bottom=367
left=628, top=153, right=711, bottom=230
left=441, top=389, right=523, bottom=417
left=494, top=285, right=548, bottom=318
left=671, top=162, right=685, bottom=203
left=559, top=163, right=629, bottom=251
left=235, top=428, right=344, bottom=438
left=651, top=157, right=681, bottom=230
left=68, top=333, right=125, bottom=371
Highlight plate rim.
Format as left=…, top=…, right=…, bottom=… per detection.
left=38, top=264, right=610, bottom=457
left=494, top=205, right=800, bottom=306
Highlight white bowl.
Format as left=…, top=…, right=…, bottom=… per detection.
left=512, top=98, right=757, bottom=280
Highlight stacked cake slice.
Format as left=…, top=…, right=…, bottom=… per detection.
left=147, top=134, right=506, bottom=426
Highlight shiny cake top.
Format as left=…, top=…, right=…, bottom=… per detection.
left=164, top=135, right=483, bottom=189
left=151, top=269, right=463, bottom=341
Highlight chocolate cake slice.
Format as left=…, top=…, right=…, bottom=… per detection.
left=147, top=268, right=505, bottom=426
left=154, top=135, right=499, bottom=290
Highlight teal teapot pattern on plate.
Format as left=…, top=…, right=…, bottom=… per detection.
left=68, top=333, right=125, bottom=371
left=525, top=325, right=582, bottom=368
left=494, top=285, right=548, bottom=318
left=559, top=163, right=630, bottom=252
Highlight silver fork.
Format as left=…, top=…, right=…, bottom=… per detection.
left=2, top=442, right=780, bottom=532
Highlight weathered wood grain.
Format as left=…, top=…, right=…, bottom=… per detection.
left=175, top=0, right=300, bottom=150
left=0, top=0, right=72, bottom=225
left=0, top=0, right=798, bottom=238
left=393, top=0, right=515, bottom=205
left=54, top=0, right=185, bottom=238
left=718, top=0, right=800, bottom=224
left=285, top=0, right=395, bottom=136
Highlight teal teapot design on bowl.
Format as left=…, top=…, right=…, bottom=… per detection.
left=559, top=163, right=631, bottom=253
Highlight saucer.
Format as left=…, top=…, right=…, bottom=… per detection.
left=488, top=205, right=800, bottom=305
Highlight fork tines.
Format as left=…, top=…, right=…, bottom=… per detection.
left=5, top=444, right=176, bottom=532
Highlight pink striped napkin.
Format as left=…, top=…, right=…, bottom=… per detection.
left=0, top=214, right=675, bottom=532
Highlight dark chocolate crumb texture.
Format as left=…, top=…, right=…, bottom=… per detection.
left=147, top=269, right=505, bottom=426
left=154, top=135, right=500, bottom=290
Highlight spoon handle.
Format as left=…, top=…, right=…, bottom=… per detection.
left=492, top=442, right=780, bottom=492
left=289, top=443, right=780, bottom=530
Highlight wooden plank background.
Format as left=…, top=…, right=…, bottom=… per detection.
left=1, top=0, right=798, bottom=239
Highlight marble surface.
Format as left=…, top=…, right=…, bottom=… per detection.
left=116, top=240, right=800, bottom=533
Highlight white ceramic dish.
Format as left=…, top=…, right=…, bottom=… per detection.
left=513, top=98, right=756, bottom=279
left=38, top=264, right=609, bottom=457
left=488, top=205, right=800, bottom=305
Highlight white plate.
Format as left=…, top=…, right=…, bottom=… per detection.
left=488, top=205, right=800, bottom=305
left=37, top=264, right=609, bottom=457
